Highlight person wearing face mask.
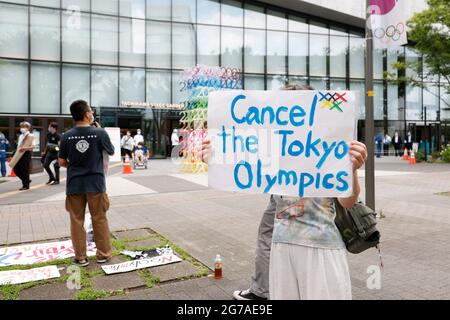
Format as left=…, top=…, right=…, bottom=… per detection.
left=133, top=129, right=144, bottom=145
left=58, top=100, right=115, bottom=267
left=120, top=131, right=134, bottom=160
left=10, top=122, right=35, bottom=190
left=0, top=132, right=9, bottom=177
left=42, top=122, right=62, bottom=185
left=393, top=131, right=402, bottom=157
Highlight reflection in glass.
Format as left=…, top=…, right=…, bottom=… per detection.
left=62, top=64, right=90, bottom=114
left=172, top=23, right=196, bottom=69
left=147, top=0, right=171, bottom=20
left=173, top=0, right=196, bottom=23
left=289, top=33, right=308, bottom=76
left=244, top=74, right=265, bottom=90
left=120, top=0, right=146, bottom=19
left=349, top=37, right=365, bottom=78
left=330, top=36, right=347, bottom=77
left=267, top=31, right=287, bottom=75
left=198, top=0, right=220, bottom=25
left=244, top=4, right=265, bottom=29
left=0, top=4, right=28, bottom=59
left=310, top=34, right=328, bottom=77
left=197, top=25, right=220, bottom=66
left=91, top=67, right=119, bottom=107
left=120, top=69, right=145, bottom=102
left=221, top=0, right=243, bottom=27
left=120, top=19, right=145, bottom=67
left=222, top=27, right=243, bottom=69
left=147, top=70, right=171, bottom=103
left=31, top=62, right=60, bottom=114
left=62, top=12, right=90, bottom=63
left=30, top=7, right=60, bottom=61
left=0, top=60, right=28, bottom=114
left=92, top=15, right=119, bottom=65
left=244, top=29, right=265, bottom=74
left=147, top=21, right=171, bottom=68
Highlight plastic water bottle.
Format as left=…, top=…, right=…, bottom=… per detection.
left=85, top=213, right=94, bottom=243
left=214, top=254, right=222, bottom=279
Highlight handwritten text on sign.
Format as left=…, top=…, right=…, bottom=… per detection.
left=207, top=90, right=357, bottom=197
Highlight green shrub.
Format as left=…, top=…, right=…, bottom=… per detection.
left=431, top=151, right=441, bottom=160
left=441, top=145, right=450, bottom=163
left=415, top=150, right=425, bottom=162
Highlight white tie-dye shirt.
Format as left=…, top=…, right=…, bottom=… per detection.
left=272, top=196, right=345, bottom=249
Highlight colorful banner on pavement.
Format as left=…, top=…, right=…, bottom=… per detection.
left=0, top=240, right=97, bottom=267
left=207, top=90, right=357, bottom=198
left=370, top=0, right=408, bottom=48
left=102, top=253, right=182, bottom=275
left=0, top=266, right=60, bottom=286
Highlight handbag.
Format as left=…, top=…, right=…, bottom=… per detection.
left=334, top=199, right=381, bottom=254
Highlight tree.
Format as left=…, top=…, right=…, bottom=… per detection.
left=384, top=0, right=450, bottom=108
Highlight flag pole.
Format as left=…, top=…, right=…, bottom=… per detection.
left=365, top=0, right=376, bottom=210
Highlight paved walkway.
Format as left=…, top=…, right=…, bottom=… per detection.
left=1, top=158, right=450, bottom=300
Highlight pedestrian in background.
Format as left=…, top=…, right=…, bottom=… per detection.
left=120, top=131, right=134, bottom=160
left=42, top=122, right=61, bottom=185
left=383, top=133, right=391, bottom=156
left=393, top=131, right=402, bottom=157
left=58, top=100, right=115, bottom=267
left=0, top=132, right=9, bottom=177
left=375, top=133, right=383, bottom=158
left=12, top=122, right=35, bottom=190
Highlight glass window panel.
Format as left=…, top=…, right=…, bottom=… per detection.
left=244, top=74, right=264, bottom=90
left=147, top=70, right=171, bottom=103
left=92, top=0, right=119, bottom=15
left=330, top=27, right=347, bottom=36
left=221, top=0, right=243, bottom=27
left=198, top=0, right=220, bottom=25
left=288, top=76, right=308, bottom=86
left=406, top=85, right=422, bottom=120
left=330, top=79, right=346, bottom=90
left=172, top=71, right=188, bottom=103
left=267, top=75, right=286, bottom=90
left=440, top=88, right=450, bottom=121
left=267, top=10, right=287, bottom=31
left=147, top=0, right=171, bottom=20
left=91, top=67, right=119, bottom=107
left=62, top=64, right=90, bottom=114
left=374, top=81, right=384, bottom=120
left=423, top=56, right=439, bottom=82
left=349, top=37, right=365, bottom=78
left=267, top=31, right=287, bottom=75
left=423, top=84, right=439, bottom=121
left=62, top=0, right=90, bottom=11
left=197, top=25, right=220, bottom=66
left=31, top=0, right=60, bottom=7
left=288, top=32, right=307, bottom=76
left=388, top=83, right=400, bottom=120
left=1, top=0, right=27, bottom=3
left=244, top=4, right=265, bottom=29
left=146, top=21, right=171, bottom=68
left=30, top=8, right=60, bottom=61
left=120, top=68, right=145, bottom=102
left=406, top=47, right=420, bottom=79
left=172, top=23, right=195, bottom=69
left=62, top=12, right=90, bottom=63
left=120, top=18, right=145, bottom=67
left=120, top=0, right=145, bottom=18
left=0, top=60, right=28, bottom=114
left=374, top=49, right=384, bottom=80
left=310, top=78, right=327, bottom=90
left=310, top=34, right=328, bottom=77
left=387, top=47, right=400, bottom=78
left=173, top=0, right=196, bottom=23
left=221, top=27, right=243, bottom=69
left=0, top=4, right=28, bottom=59
left=244, top=29, right=265, bottom=74
left=310, top=22, right=328, bottom=34
left=330, top=36, right=347, bottom=77
left=31, top=62, right=60, bottom=114
left=289, top=16, right=308, bottom=32
left=350, top=80, right=365, bottom=119
left=92, top=15, right=119, bottom=65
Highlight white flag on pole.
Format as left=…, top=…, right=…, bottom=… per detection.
left=369, top=0, right=408, bottom=49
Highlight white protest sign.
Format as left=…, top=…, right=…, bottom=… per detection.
left=0, top=240, right=97, bottom=267
left=101, top=253, right=182, bottom=275
left=207, top=90, right=357, bottom=198
left=0, top=266, right=60, bottom=286
left=105, top=127, right=122, bottom=162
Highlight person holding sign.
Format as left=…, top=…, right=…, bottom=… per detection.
left=10, top=122, right=36, bottom=191
left=202, top=84, right=368, bottom=300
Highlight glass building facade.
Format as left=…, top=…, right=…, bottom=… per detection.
left=0, top=0, right=449, bottom=158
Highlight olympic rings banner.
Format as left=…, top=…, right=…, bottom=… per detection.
left=369, top=0, right=407, bottom=49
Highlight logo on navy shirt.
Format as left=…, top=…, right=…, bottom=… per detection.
left=76, top=140, right=90, bottom=153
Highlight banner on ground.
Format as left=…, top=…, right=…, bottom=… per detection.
left=0, top=240, right=97, bottom=267
left=0, top=266, right=60, bottom=286
left=102, top=253, right=182, bottom=275
left=207, top=90, right=357, bottom=198
left=369, top=0, right=408, bottom=49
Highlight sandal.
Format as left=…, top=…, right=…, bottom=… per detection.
left=72, top=258, right=89, bottom=267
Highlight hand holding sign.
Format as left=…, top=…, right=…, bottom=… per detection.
left=207, top=90, right=358, bottom=198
